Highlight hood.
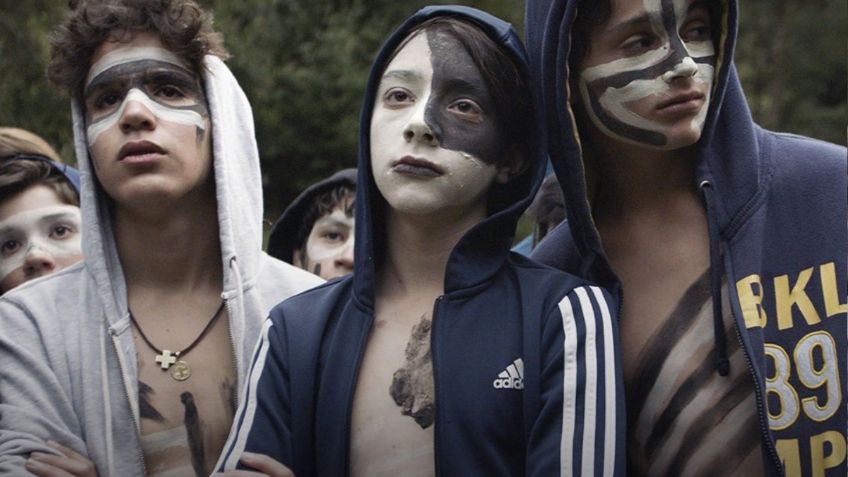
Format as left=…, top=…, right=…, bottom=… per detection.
left=267, top=167, right=357, bottom=263
left=352, top=5, right=547, bottom=308
left=525, top=0, right=760, bottom=290
left=70, top=55, right=267, bottom=321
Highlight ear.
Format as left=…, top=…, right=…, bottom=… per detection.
left=494, top=146, right=527, bottom=184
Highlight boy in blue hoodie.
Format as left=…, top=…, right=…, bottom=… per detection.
left=525, top=0, right=847, bottom=475
left=217, top=6, right=624, bottom=476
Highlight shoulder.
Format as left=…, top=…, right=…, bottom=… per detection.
left=760, top=129, right=846, bottom=175
left=529, top=221, right=581, bottom=272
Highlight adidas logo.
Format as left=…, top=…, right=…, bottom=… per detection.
left=493, top=358, right=524, bottom=390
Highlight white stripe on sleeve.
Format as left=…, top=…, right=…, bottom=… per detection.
left=576, top=287, right=599, bottom=476
left=591, top=286, right=617, bottom=477
left=559, top=294, right=578, bottom=476
left=219, top=319, right=275, bottom=470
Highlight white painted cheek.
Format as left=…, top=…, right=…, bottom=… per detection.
left=0, top=250, right=27, bottom=281
left=306, top=234, right=354, bottom=263
left=685, top=40, right=715, bottom=60
left=86, top=88, right=206, bottom=146
left=580, top=45, right=670, bottom=83
left=592, top=77, right=669, bottom=134
left=689, top=64, right=714, bottom=132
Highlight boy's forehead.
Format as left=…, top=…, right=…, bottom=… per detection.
left=87, top=32, right=193, bottom=83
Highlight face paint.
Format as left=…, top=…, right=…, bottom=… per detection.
left=0, top=205, right=82, bottom=283
left=295, top=204, right=354, bottom=280
left=370, top=31, right=503, bottom=216
left=84, top=46, right=208, bottom=146
left=578, top=0, right=715, bottom=148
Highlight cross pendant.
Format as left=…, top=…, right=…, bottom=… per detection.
left=155, top=350, right=178, bottom=369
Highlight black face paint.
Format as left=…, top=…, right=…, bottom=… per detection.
left=580, top=0, right=715, bottom=146
left=312, top=263, right=322, bottom=277
left=84, top=60, right=209, bottom=142
left=424, top=30, right=506, bottom=165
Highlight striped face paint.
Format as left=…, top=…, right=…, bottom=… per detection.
left=578, top=0, right=715, bottom=148
left=83, top=46, right=208, bottom=146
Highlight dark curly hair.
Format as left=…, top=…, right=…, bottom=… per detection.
left=48, top=0, right=230, bottom=100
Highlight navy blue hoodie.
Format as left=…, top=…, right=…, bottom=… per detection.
left=526, top=1, right=847, bottom=475
left=217, top=6, right=624, bottom=476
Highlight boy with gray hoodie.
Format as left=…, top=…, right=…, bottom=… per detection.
left=0, top=1, right=322, bottom=476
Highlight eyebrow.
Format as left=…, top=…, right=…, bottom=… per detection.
left=381, top=69, right=424, bottom=82
left=314, top=217, right=353, bottom=228
left=606, top=13, right=655, bottom=37
left=0, top=212, right=79, bottom=234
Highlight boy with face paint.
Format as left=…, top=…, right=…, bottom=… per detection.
left=0, top=155, right=82, bottom=294
left=267, top=168, right=357, bottom=280
left=0, top=1, right=322, bottom=476
left=526, top=0, right=847, bottom=475
left=217, top=6, right=624, bottom=477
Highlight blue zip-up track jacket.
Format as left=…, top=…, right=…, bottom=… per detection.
left=218, top=6, right=625, bottom=476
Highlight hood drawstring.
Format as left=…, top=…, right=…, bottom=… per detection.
left=700, top=180, right=730, bottom=376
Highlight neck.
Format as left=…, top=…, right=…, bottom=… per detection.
left=377, top=204, right=486, bottom=298
left=589, top=133, right=701, bottom=220
left=115, top=197, right=222, bottom=293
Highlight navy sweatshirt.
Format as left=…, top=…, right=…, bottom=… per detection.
left=525, top=0, right=847, bottom=475
left=217, top=6, right=624, bottom=476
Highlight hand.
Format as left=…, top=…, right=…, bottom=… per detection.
left=25, top=440, right=98, bottom=477
left=214, top=452, right=295, bottom=477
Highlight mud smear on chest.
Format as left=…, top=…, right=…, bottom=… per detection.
left=389, top=315, right=435, bottom=429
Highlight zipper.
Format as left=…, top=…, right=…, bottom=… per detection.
left=430, top=295, right=445, bottom=477
left=110, top=329, right=147, bottom=475
left=733, top=312, right=783, bottom=474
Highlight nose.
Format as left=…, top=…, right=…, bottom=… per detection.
left=119, top=92, right=157, bottom=134
left=662, top=56, right=699, bottom=83
left=23, top=247, right=57, bottom=278
left=403, top=103, right=439, bottom=146
left=333, top=242, right=354, bottom=272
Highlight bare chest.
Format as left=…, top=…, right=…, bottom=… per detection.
left=349, top=307, right=436, bottom=477
left=132, top=309, right=236, bottom=477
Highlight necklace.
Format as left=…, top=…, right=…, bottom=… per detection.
left=129, top=300, right=226, bottom=381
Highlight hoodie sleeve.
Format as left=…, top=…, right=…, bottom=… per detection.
left=216, top=314, right=294, bottom=472
left=527, top=285, right=625, bottom=477
left=0, top=299, right=87, bottom=475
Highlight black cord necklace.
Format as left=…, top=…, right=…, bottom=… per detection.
left=129, top=300, right=226, bottom=381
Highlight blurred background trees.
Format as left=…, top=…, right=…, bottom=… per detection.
left=1, top=0, right=844, bottom=224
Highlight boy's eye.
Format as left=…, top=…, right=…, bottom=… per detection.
left=0, top=239, right=21, bottom=257
left=448, top=99, right=483, bottom=122
left=621, top=34, right=659, bottom=54
left=50, top=225, right=75, bottom=239
left=94, top=92, right=122, bottom=110
left=156, top=85, right=186, bottom=99
left=681, top=23, right=711, bottom=42
left=384, top=88, right=414, bottom=107
left=322, top=231, right=344, bottom=242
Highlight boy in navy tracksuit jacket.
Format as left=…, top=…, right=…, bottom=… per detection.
left=525, top=0, right=847, bottom=475
left=217, top=6, right=624, bottom=476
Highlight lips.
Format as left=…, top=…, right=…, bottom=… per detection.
left=656, top=91, right=705, bottom=113
left=117, top=140, right=166, bottom=162
left=391, top=156, right=444, bottom=177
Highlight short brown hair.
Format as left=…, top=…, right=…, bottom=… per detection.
left=48, top=0, right=230, bottom=100
left=0, top=160, right=79, bottom=207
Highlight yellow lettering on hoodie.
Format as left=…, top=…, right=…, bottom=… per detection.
left=810, top=430, right=846, bottom=477
left=776, top=438, right=802, bottom=477
left=775, top=267, right=821, bottom=331
left=820, top=262, right=848, bottom=318
left=737, top=274, right=767, bottom=329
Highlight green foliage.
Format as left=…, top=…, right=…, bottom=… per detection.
left=0, top=0, right=843, bottom=224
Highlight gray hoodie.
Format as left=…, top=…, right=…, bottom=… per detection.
left=0, top=55, right=323, bottom=476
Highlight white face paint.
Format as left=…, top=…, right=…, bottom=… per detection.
left=370, top=31, right=504, bottom=217
left=578, top=0, right=715, bottom=149
left=0, top=205, right=83, bottom=289
left=293, top=202, right=355, bottom=280
left=84, top=46, right=208, bottom=147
